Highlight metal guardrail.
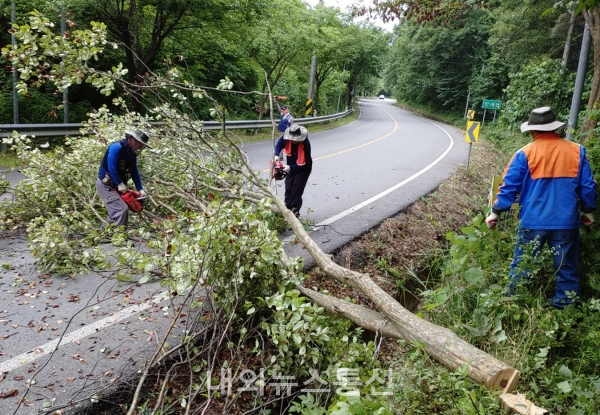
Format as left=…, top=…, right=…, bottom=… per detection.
left=0, top=110, right=353, bottom=139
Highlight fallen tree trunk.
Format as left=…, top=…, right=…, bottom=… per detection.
left=296, top=285, right=519, bottom=392
left=237, top=141, right=522, bottom=391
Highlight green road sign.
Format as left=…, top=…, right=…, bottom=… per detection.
left=482, top=99, right=502, bottom=110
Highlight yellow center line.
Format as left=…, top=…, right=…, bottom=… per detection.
left=257, top=104, right=398, bottom=172
left=313, top=106, right=398, bottom=161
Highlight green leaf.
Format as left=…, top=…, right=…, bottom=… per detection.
left=464, top=267, right=484, bottom=284
left=558, top=365, right=572, bottom=378
left=556, top=381, right=572, bottom=394
left=491, top=329, right=507, bottom=343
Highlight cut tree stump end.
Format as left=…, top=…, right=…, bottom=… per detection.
left=499, top=393, right=548, bottom=414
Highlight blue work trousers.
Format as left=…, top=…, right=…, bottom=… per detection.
left=509, top=228, right=581, bottom=308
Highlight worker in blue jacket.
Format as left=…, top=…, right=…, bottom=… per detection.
left=274, top=124, right=312, bottom=217
left=274, top=98, right=293, bottom=138
left=486, top=107, right=597, bottom=308
left=96, top=129, right=152, bottom=228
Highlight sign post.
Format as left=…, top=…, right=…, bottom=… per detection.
left=481, top=99, right=502, bottom=128
left=465, top=120, right=481, bottom=172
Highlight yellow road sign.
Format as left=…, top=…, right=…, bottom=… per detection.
left=465, top=121, right=480, bottom=143
left=466, top=109, right=475, bottom=120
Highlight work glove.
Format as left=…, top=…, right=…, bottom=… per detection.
left=485, top=212, right=499, bottom=230
left=283, top=165, right=290, bottom=173
left=139, top=189, right=147, bottom=197
left=581, top=212, right=594, bottom=227
left=117, top=183, right=127, bottom=193
left=274, top=156, right=280, bottom=162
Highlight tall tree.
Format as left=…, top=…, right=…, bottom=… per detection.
left=310, top=4, right=347, bottom=114
left=384, top=7, right=494, bottom=113
left=339, top=23, right=388, bottom=108
left=73, top=0, right=265, bottom=113
left=571, top=2, right=600, bottom=139
left=237, top=0, right=317, bottom=119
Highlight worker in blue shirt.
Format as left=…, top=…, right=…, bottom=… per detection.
left=274, top=98, right=293, bottom=138
left=96, top=129, right=151, bottom=228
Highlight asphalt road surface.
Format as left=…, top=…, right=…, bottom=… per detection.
left=243, top=98, right=471, bottom=267
left=0, top=98, right=470, bottom=414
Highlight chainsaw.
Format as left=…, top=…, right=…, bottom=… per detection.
left=118, top=189, right=147, bottom=213
left=271, top=160, right=288, bottom=181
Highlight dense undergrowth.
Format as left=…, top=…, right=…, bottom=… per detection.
left=318, top=118, right=600, bottom=414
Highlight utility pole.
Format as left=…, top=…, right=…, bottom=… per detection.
left=306, top=0, right=323, bottom=117
left=336, top=64, right=345, bottom=113
left=567, top=23, right=591, bottom=141
left=306, top=53, right=316, bottom=116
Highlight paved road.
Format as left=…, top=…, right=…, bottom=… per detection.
left=0, top=99, right=470, bottom=414
left=243, top=98, right=470, bottom=267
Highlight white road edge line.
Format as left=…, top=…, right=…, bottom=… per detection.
left=0, top=291, right=170, bottom=373
left=315, top=120, right=455, bottom=227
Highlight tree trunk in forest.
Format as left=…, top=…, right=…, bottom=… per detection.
left=580, top=7, right=600, bottom=141
left=344, top=85, right=353, bottom=109
left=561, top=11, right=575, bottom=72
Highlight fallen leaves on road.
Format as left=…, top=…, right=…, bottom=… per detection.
left=0, top=389, right=18, bottom=398
left=72, top=354, right=86, bottom=363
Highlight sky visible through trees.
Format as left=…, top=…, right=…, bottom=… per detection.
left=306, top=0, right=397, bottom=32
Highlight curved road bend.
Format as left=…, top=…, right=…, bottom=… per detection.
left=242, top=98, right=471, bottom=268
